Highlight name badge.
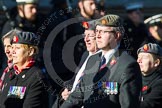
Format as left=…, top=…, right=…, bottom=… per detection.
left=7, top=86, right=26, bottom=99
left=98, top=81, right=118, bottom=95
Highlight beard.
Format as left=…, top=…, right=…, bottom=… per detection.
left=82, top=5, right=94, bottom=19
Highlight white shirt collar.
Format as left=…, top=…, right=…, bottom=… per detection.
left=102, top=45, right=119, bottom=64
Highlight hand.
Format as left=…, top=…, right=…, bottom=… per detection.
left=61, top=88, right=71, bottom=100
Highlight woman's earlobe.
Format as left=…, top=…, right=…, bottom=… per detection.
left=154, top=59, right=160, bottom=67
left=29, top=48, right=34, bottom=57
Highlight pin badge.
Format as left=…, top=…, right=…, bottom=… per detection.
left=22, top=75, right=25, bottom=78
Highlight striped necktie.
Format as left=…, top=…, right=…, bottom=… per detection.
left=99, top=56, right=106, bottom=71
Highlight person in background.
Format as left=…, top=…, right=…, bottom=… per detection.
left=0, top=31, right=48, bottom=108
left=0, top=29, right=20, bottom=92
left=144, top=14, right=162, bottom=47
left=60, top=14, right=142, bottom=108
left=137, top=43, right=162, bottom=108
left=122, top=2, right=151, bottom=59
left=77, top=0, right=97, bottom=19
left=95, top=0, right=106, bottom=17
left=1, top=0, right=43, bottom=35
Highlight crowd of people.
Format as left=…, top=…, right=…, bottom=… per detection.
left=0, top=0, right=162, bottom=108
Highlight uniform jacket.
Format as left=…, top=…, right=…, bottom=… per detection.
left=1, top=14, right=44, bottom=35
left=140, top=69, right=162, bottom=108
left=0, top=65, right=48, bottom=108
left=60, top=51, right=142, bottom=108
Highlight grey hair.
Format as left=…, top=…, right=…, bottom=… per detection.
left=112, top=26, right=125, bottom=37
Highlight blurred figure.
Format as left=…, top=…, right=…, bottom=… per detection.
left=126, top=2, right=144, bottom=26
left=144, top=14, right=162, bottom=46
left=96, top=0, right=106, bottom=17
left=1, top=0, right=44, bottom=35
left=137, top=43, right=162, bottom=108
left=0, top=30, right=19, bottom=92
left=122, top=2, right=151, bottom=59
left=0, top=31, right=48, bottom=108
left=77, top=0, right=97, bottom=19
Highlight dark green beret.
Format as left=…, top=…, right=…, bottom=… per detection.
left=95, top=14, right=123, bottom=27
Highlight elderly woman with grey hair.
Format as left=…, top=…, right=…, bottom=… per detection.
left=137, top=43, right=162, bottom=108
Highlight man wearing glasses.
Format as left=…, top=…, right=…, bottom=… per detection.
left=53, top=20, right=101, bottom=108
left=60, top=14, right=142, bottom=108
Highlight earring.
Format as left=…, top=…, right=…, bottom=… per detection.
left=155, top=64, right=158, bottom=67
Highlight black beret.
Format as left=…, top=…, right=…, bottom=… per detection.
left=137, top=43, right=162, bottom=56
left=11, top=31, right=39, bottom=46
left=2, top=29, right=21, bottom=42
left=82, top=20, right=96, bottom=30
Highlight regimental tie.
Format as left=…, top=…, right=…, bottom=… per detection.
left=75, top=56, right=107, bottom=88
left=99, top=56, right=106, bottom=71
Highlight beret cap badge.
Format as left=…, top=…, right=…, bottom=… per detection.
left=82, top=21, right=89, bottom=29
left=143, top=44, right=149, bottom=52
left=101, top=19, right=108, bottom=25
left=13, top=36, right=19, bottom=43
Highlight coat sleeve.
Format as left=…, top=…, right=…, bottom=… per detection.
left=119, top=61, right=142, bottom=108
left=60, top=80, right=84, bottom=108
left=140, top=79, right=162, bottom=108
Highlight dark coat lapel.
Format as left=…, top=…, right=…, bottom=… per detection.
left=84, top=52, right=102, bottom=85
left=107, top=51, right=121, bottom=80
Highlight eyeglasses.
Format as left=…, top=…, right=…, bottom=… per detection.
left=95, top=29, right=116, bottom=34
left=82, top=34, right=96, bottom=38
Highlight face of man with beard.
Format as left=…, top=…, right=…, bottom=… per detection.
left=18, top=4, right=37, bottom=21
left=82, top=0, right=96, bottom=18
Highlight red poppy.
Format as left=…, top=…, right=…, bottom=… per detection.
left=143, top=44, right=149, bottom=52
left=142, top=86, right=148, bottom=92
left=110, top=59, right=117, bottom=66
left=13, top=36, right=19, bottom=43
left=82, top=21, right=89, bottom=29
